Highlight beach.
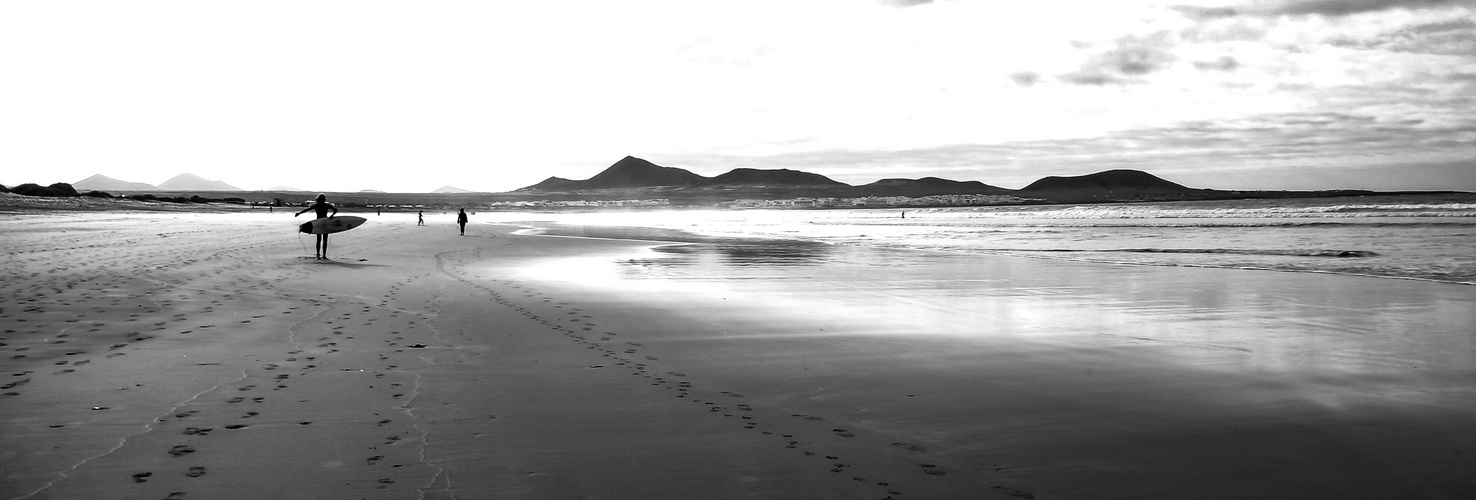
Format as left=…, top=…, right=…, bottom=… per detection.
left=3, top=208, right=1474, bottom=499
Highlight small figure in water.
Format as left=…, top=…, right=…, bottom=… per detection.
left=456, top=208, right=468, bottom=236
left=294, top=194, right=338, bottom=260
left=418, top=211, right=425, bottom=226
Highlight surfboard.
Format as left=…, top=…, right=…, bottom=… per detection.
left=298, top=216, right=367, bottom=235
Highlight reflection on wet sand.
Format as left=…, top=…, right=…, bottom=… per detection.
left=646, top=240, right=835, bottom=267
left=513, top=225, right=1476, bottom=498
left=534, top=223, right=838, bottom=268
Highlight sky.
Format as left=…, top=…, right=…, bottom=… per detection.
left=2, top=0, right=1473, bottom=193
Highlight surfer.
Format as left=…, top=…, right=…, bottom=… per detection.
left=456, top=209, right=468, bottom=235
left=294, top=194, right=339, bottom=260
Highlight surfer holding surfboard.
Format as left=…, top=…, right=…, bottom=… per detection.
left=295, top=194, right=338, bottom=260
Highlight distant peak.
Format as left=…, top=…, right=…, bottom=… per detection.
left=1020, top=169, right=1191, bottom=192
left=157, top=173, right=240, bottom=191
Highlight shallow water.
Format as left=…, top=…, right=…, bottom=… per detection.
left=513, top=233, right=1476, bottom=373
left=495, top=193, right=1476, bottom=284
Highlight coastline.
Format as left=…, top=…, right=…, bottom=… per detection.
left=2, top=210, right=1473, bottom=499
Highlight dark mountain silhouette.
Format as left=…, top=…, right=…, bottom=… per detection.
left=158, top=173, right=241, bottom=191
left=1020, top=169, right=1191, bottom=193
left=705, top=168, right=847, bottom=187
left=588, top=156, right=707, bottom=188
left=858, top=177, right=1011, bottom=196
left=515, top=156, right=1232, bottom=203
left=10, top=183, right=81, bottom=197
left=75, top=174, right=158, bottom=191
left=522, top=156, right=707, bottom=191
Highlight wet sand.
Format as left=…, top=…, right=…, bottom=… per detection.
left=2, top=210, right=1473, bottom=499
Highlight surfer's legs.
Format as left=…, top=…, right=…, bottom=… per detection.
left=312, top=234, right=327, bottom=259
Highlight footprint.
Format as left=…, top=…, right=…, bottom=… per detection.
left=991, top=486, right=1036, bottom=499
left=186, top=466, right=207, bottom=478
left=168, top=445, right=196, bottom=457
left=132, top=471, right=153, bottom=483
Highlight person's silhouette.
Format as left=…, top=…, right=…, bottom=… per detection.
left=294, top=194, right=338, bottom=260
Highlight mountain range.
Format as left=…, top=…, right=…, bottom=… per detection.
left=519, top=156, right=1207, bottom=202
left=61, top=157, right=1394, bottom=204
left=75, top=173, right=241, bottom=192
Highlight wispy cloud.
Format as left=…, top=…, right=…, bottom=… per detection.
left=1170, top=5, right=1240, bottom=20
left=1192, top=55, right=1241, bottom=71
left=1253, top=0, right=1468, bottom=17
left=1338, top=17, right=1476, bottom=55
left=1173, top=0, right=1469, bottom=19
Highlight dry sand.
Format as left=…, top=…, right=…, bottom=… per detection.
left=2, top=208, right=1473, bottom=499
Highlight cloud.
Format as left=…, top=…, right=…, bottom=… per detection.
left=1364, top=17, right=1476, bottom=55
left=880, top=0, right=936, bottom=7
left=1174, top=0, right=1470, bottom=19
left=1193, top=55, right=1241, bottom=71
left=1257, top=0, right=1468, bottom=17
left=1059, top=31, right=1178, bottom=85
left=1010, top=71, right=1041, bottom=86
left=1171, top=5, right=1241, bottom=20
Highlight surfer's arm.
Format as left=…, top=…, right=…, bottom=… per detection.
left=329, top=205, right=338, bottom=217
left=294, top=207, right=310, bottom=217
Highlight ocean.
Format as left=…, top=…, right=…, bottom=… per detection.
left=492, top=193, right=1476, bottom=285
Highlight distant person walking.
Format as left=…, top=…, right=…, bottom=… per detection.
left=456, top=209, right=468, bottom=235
left=294, top=194, right=338, bottom=260
left=418, top=211, right=425, bottom=226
